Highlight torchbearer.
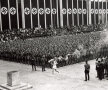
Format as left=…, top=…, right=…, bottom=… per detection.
left=49, top=57, right=59, bottom=74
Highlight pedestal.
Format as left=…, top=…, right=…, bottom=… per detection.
left=7, top=71, right=20, bottom=87
left=0, top=71, right=33, bottom=90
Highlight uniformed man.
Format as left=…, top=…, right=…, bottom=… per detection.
left=41, top=55, right=46, bottom=72
left=84, top=60, right=90, bottom=81
left=31, top=56, right=36, bottom=71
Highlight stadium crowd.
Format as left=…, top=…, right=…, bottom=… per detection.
left=0, top=24, right=106, bottom=42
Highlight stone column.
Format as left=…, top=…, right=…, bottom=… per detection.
left=0, top=1, right=2, bottom=31
left=67, top=0, right=69, bottom=27
left=56, top=0, right=59, bottom=28
left=37, top=0, right=40, bottom=28
left=30, top=0, right=33, bottom=29
left=88, top=0, right=91, bottom=25
left=44, top=0, right=47, bottom=29
left=82, top=0, right=84, bottom=25
left=94, top=0, right=96, bottom=24
left=72, top=0, right=74, bottom=26
left=16, top=0, right=19, bottom=29
left=59, top=0, right=63, bottom=28
left=8, top=0, right=11, bottom=30
left=21, top=0, right=25, bottom=29
left=106, top=0, right=107, bottom=25
left=77, top=0, right=79, bottom=26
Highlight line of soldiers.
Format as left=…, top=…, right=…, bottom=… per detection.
left=96, top=57, right=108, bottom=80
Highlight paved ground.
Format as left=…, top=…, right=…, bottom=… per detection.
left=0, top=60, right=108, bottom=90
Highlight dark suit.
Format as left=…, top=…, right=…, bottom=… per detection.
left=31, top=56, right=36, bottom=71
left=41, top=57, right=46, bottom=72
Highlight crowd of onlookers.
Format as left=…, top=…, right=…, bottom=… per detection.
left=0, top=24, right=106, bottom=42
left=0, top=47, right=93, bottom=68
left=96, top=56, right=108, bottom=80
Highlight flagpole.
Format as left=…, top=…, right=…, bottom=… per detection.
left=30, top=0, right=33, bottom=29
left=56, top=0, right=59, bottom=28
left=16, top=0, right=19, bottom=29
left=8, top=0, right=11, bottom=30
left=21, top=0, right=25, bottom=29
left=37, top=0, right=40, bottom=27
left=0, top=1, right=2, bottom=31
left=77, top=0, right=79, bottom=26
left=72, top=0, right=74, bottom=26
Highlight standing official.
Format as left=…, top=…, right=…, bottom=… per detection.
left=31, top=56, right=37, bottom=71
left=84, top=60, right=90, bottom=81
left=41, top=55, right=46, bottom=72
